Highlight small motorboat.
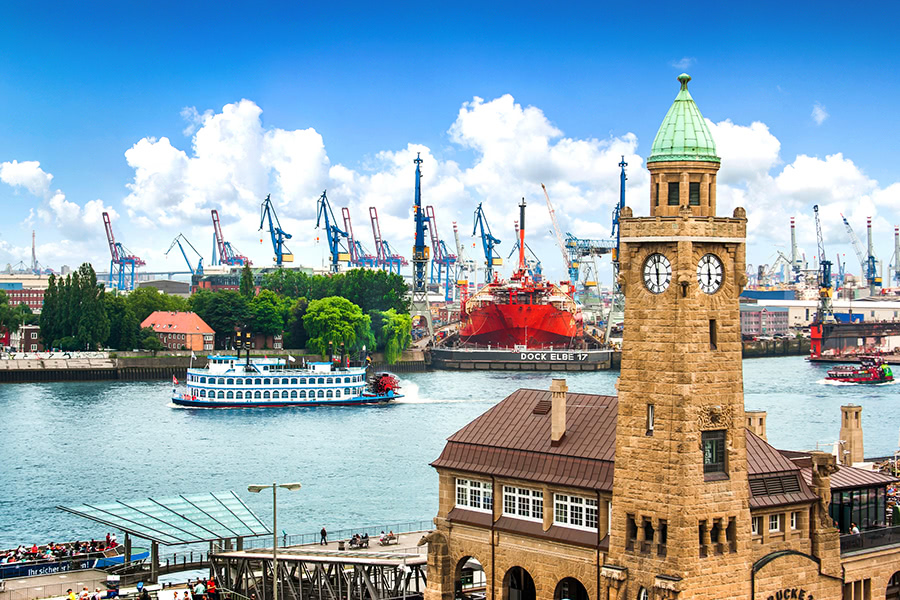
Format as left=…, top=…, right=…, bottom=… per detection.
left=826, top=356, right=894, bottom=384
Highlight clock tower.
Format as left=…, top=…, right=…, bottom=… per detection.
left=605, top=74, right=751, bottom=600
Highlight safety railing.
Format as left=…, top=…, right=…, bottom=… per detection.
left=216, top=520, right=433, bottom=552
left=840, top=525, right=900, bottom=554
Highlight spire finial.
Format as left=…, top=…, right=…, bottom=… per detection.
left=678, top=73, right=691, bottom=90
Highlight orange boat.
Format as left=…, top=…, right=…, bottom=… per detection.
left=458, top=200, right=581, bottom=349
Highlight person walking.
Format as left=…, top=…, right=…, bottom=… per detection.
left=320, top=527, right=327, bottom=545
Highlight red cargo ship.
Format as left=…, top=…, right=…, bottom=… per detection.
left=458, top=200, right=582, bottom=349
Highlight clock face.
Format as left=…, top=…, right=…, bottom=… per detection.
left=697, top=253, right=724, bottom=294
left=643, top=253, right=671, bottom=294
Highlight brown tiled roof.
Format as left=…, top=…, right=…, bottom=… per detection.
left=432, top=388, right=876, bottom=508
left=800, top=465, right=899, bottom=491
left=747, top=431, right=800, bottom=475
left=141, top=311, right=215, bottom=334
left=431, top=389, right=617, bottom=491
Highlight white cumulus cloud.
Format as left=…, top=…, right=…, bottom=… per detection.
left=812, top=102, right=829, bottom=125
left=0, top=160, right=53, bottom=197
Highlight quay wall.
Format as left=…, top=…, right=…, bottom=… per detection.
left=741, top=337, right=811, bottom=358
left=0, top=349, right=429, bottom=383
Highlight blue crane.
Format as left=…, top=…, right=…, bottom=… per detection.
left=411, top=154, right=431, bottom=295
left=814, top=205, right=834, bottom=323
left=472, top=203, right=501, bottom=282
left=259, top=195, right=293, bottom=267
left=165, top=233, right=204, bottom=275
left=315, top=191, right=350, bottom=273
left=103, top=211, right=145, bottom=291
left=426, top=205, right=458, bottom=301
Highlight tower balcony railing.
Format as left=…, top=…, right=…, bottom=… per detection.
left=840, top=525, right=900, bottom=554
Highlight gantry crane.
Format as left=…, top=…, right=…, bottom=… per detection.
left=452, top=221, right=477, bottom=292
left=426, top=205, right=458, bottom=301
left=814, top=205, right=834, bottom=323
left=259, top=195, right=293, bottom=267
left=472, top=203, right=501, bottom=283
left=890, top=227, right=900, bottom=286
left=315, top=191, right=349, bottom=273
left=369, top=207, right=408, bottom=274
left=342, top=207, right=376, bottom=268
left=211, top=210, right=249, bottom=267
left=841, top=213, right=878, bottom=293
left=410, top=153, right=433, bottom=336
left=102, top=212, right=146, bottom=291
left=542, top=183, right=575, bottom=282
left=166, top=234, right=204, bottom=275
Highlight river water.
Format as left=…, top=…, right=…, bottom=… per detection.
left=0, top=356, right=896, bottom=548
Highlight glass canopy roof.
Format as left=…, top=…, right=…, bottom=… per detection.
left=57, top=491, right=271, bottom=545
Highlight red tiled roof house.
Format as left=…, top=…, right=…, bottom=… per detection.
left=140, top=311, right=214, bottom=351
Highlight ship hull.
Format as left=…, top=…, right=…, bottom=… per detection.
left=459, top=303, right=577, bottom=348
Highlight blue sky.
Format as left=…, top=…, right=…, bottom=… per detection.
left=1, top=1, right=899, bottom=285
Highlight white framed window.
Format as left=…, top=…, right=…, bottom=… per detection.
left=769, top=514, right=781, bottom=533
left=790, top=511, right=798, bottom=530
left=502, top=486, right=543, bottom=521
left=30, top=344, right=37, bottom=351
left=455, top=478, right=493, bottom=513
left=751, top=516, right=762, bottom=535
left=553, top=494, right=598, bottom=531
left=30, top=332, right=37, bottom=339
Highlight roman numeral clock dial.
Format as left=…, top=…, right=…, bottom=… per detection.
left=697, top=253, right=724, bottom=294
left=642, top=253, right=671, bottom=294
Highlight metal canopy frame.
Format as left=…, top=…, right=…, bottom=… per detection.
left=57, top=491, right=271, bottom=545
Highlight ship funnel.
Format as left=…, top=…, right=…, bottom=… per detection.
left=550, top=378, right=567, bottom=445
left=518, top=198, right=527, bottom=275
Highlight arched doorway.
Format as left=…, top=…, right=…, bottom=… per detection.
left=454, top=556, right=486, bottom=599
left=887, top=571, right=900, bottom=600
left=503, top=566, right=536, bottom=600
left=554, top=577, right=589, bottom=600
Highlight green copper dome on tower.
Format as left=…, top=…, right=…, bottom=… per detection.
left=647, top=74, right=720, bottom=164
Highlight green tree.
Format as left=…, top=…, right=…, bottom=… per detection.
left=74, top=263, right=110, bottom=350
left=104, top=294, right=141, bottom=350
left=0, top=291, right=22, bottom=337
left=249, top=289, right=289, bottom=337
left=240, top=264, right=255, bottom=298
left=125, top=286, right=188, bottom=323
left=39, top=275, right=59, bottom=346
left=261, top=268, right=310, bottom=298
left=284, top=297, right=309, bottom=349
left=140, top=326, right=163, bottom=352
left=189, top=289, right=250, bottom=348
left=303, top=297, right=374, bottom=356
left=371, top=309, right=412, bottom=363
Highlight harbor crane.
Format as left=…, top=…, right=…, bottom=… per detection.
left=841, top=213, right=880, bottom=294
left=890, top=226, right=900, bottom=286
left=452, top=221, right=477, bottom=293
left=165, top=234, right=204, bottom=275
left=260, top=195, right=293, bottom=267
left=410, top=153, right=433, bottom=335
left=605, top=157, right=628, bottom=342
left=813, top=205, right=834, bottom=323
left=102, top=211, right=146, bottom=291
left=472, top=202, right=502, bottom=283
left=542, top=183, right=575, bottom=282
left=211, top=210, right=249, bottom=266
left=315, top=191, right=349, bottom=273
left=426, top=205, right=458, bottom=302
left=342, top=207, right=377, bottom=268
left=369, top=207, right=408, bottom=274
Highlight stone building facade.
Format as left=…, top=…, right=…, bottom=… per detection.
left=424, top=75, right=900, bottom=600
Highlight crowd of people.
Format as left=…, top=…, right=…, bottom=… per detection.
left=1, top=534, right=117, bottom=564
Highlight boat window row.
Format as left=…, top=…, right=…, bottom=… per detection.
left=188, top=375, right=364, bottom=385
left=190, top=388, right=364, bottom=400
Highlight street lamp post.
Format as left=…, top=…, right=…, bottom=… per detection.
left=248, top=482, right=302, bottom=600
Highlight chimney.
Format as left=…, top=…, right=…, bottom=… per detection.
left=550, top=378, right=567, bottom=446
left=745, top=410, right=767, bottom=441
left=839, top=404, right=864, bottom=465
